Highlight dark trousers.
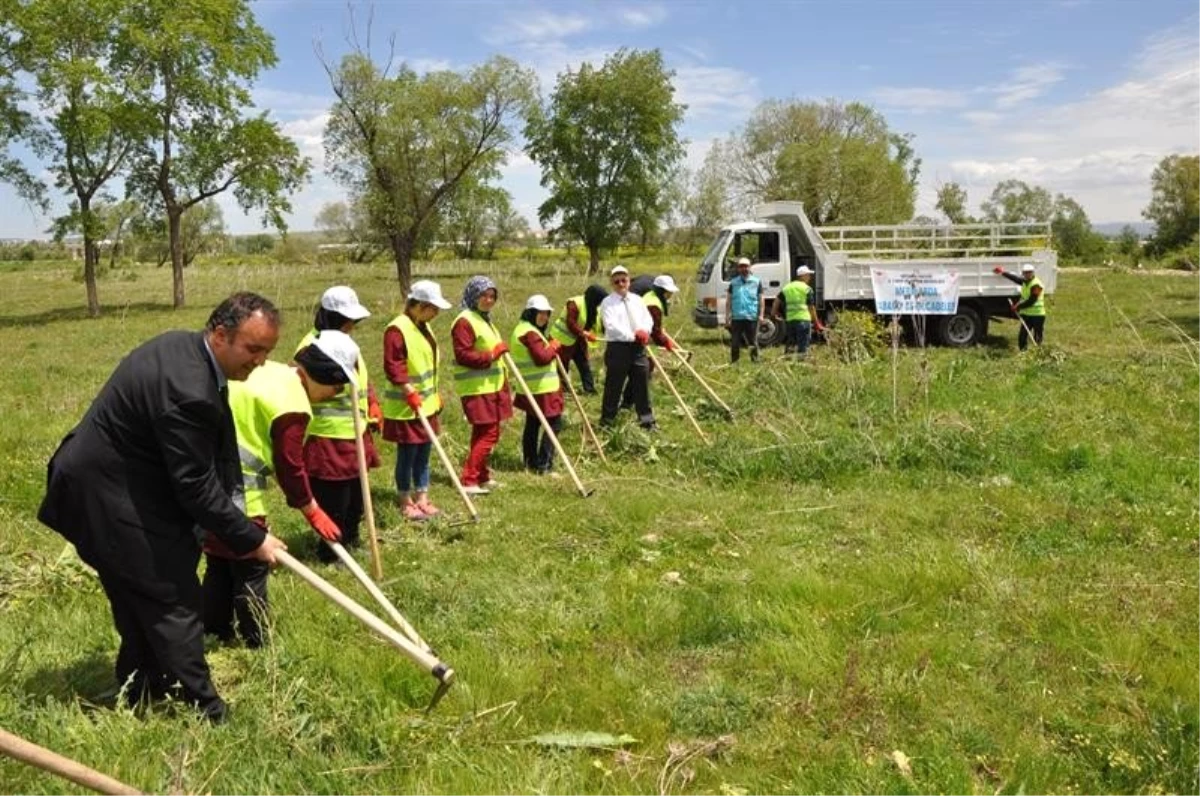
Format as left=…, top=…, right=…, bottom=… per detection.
left=96, top=564, right=226, bottom=722
left=621, top=355, right=656, bottom=407
left=601, top=342, right=654, bottom=427
left=202, top=554, right=270, bottom=648
left=730, top=319, right=759, bottom=362
left=311, top=477, right=363, bottom=562
left=521, top=411, right=562, bottom=472
left=785, top=320, right=812, bottom=355
left=1018, top=315, right=1045, bottom=350
left=558, top=343, right=596, bottom=393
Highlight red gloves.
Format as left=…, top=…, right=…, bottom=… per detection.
left=367, top=399, right=383, bottom=429
left=548, top=339, right=563, bottom=354
left=583, top=331, right=598, bottom=343
left=490, top=342, right=509, bottom=361
left=664, top=336, right=677, bottom=351
left=814, top=322, right=827, bottom=334
left=993, top=266, right=1004, bottom=275
left=634, top=330, right=650, bottom=345
left=404, top=390, right=423, bottom=414
left=302, top=502, right=342, bottom=543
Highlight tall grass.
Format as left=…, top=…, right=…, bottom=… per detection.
left=0, top=259, right=1196, bottom=794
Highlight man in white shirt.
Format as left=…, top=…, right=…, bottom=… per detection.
left=598, top=265, right=657, bottom=431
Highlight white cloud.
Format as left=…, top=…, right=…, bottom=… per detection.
left=873, top=86, right=969, bottom=113
left=485, top=12, right=591, bottom=45
left=990, top=62, right=1066, bottom=108
left=280, top=113, right=330, bottom=173
left=618, top=5, right=667, bottom=29
left=252, top=87, right=333, bottom=120
left=673, top=65, right=759, bottom=120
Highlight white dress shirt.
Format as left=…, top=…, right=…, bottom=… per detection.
left=600, top=292, right=653, bottom=342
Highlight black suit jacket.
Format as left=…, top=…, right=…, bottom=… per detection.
left=38, top=331, right=265, bottom=593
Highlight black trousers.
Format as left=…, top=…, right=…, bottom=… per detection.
left=96, top=563, right=226, bottom=722
left=601, top=342, right=654, bottom=427
left=311, top=477, right=363, bottom=562
left=729, top=319, right=759, bottom=362
left=1018, top=315, right=1045, bottom=350
left=559, top=342, right=596, bottom=393
left=202, top=554, right=270, bottom=648
left=521, top=411, right=562, bottom=472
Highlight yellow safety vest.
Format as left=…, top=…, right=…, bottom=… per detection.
left=294, top=329, right=368, bottom=440
left=509, top=321, right=561, bottom=395
left=779, top=280, right=812, bottom=322
left=452, top=310, right=506, bottom=397
left=1020, top=277, right=1046, bottom=317
left=382, top=314, right=442, bottom=421
left=549, top=295, right=585, bottom=345
left=228, top=361, right=312, bottom=518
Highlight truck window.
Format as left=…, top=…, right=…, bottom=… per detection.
left=721, top=231, right=780, bottom=281
left=696, top=230, right=730, bottom=283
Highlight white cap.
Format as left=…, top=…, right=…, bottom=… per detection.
left=311, top=329, right=361, bottom=387
left=652, top=275, right=680, bottom=293
left=320, top=285, right=371, bottom=321
left=610, top=265, right=629, bottom=276
left=796, top=265, right=814, bottom=276
left=525, top=293, right=553, bottom=312
left=1020, top=263, right=1036, bottom=273
left=737, top=257, right=752, bottom=266
left=408, top=279, right=452, bottom=309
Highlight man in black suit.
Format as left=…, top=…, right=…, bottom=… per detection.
left=38, top=292, right=288, bottom=723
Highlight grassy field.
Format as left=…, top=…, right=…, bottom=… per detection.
left=0, top=256, right=1196, bottom=794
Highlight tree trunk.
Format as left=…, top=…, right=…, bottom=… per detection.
left=80, top=196, right=100, bottom=318
left=168, top=205, right=185, bottom=309
left=587, top=244, right=601, bottom=276
left=390, top=232, right=414, bottom=296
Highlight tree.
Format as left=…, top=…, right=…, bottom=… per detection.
left=0, top=0, right=46, bottom=208
left=21, top=0, right=150, bottom=316
left=314, top=198, right=382, bottom=262
left=1143, top=154, right=1199, bottom=254
left=123, top=0, right=308, bottom=308
left=525, top=48, right=685, bottom=274
left=437, top=179, right=515, bottom=259
left=680, top=142, right=731, bottom=252
left=935, top=182, right=973, bottom=224
left=1050, top=194, right=1106, bottom=264
left=323, top=39, right=535, bottom=293
left=726, top=99, right=920, bottom=226
left=980, top=179, right=1053, bottom=224
left=1114, top=225, right=1142, bottom=265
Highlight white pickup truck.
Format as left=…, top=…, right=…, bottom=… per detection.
left=691, top=201, right=1057, bottom=347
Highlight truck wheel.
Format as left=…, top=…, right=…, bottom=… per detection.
left=937, top=305, right=985, bottom=347
left=756, top=316, right=785, bottom=348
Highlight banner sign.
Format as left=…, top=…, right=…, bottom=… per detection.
left=870, top=269, right=960, bottom=315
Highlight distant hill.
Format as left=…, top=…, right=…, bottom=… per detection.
left=1093, top=221, right=1154, bottom=237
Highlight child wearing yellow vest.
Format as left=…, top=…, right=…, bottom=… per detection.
left=382, top=280, right=452, bottom=521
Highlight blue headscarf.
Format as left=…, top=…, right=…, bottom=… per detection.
left=460, top=275, right=498, bottom=318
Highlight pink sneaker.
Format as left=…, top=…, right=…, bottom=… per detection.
left=416, top=500, right=441, bottom=518
left=402, top=501, right=428, bottom=522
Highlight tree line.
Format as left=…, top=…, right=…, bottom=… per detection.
left=2, top=0, right=1196, bottom=315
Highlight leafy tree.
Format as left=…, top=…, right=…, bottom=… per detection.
left=323, top=42, right=535, bottom=292
left=130, top=199, right=225, bottom=267
left=314, top=198, right=383, bottom=262
left=726, top=99, right=920, bottom=225
left=680, top=142, right=731, bottom=252
left=525, top=48, right=685, bottom=274
left=1114, top=224, right=1142, bottom=265
left=1143, top=154, right=1199, bottom=254
left=123, top=0, right=309, bottom=308
left=20, top=0, right=150, bottom=316
left=437, top=179, right=515, bottom=259
left=980, top=179, right=1053, bottom=224
left=1050, top=194, right=1106, bottom=264
left=0, top=0, right=45, bottom=208
left=935, top=182, right=973, bottom=224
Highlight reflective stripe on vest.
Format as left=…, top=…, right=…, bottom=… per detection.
left=382, top=314, right=443, bottom=421
left=729, top=275, right=761, bottom=320
left=509, top=321, right=561, bottom=396
left=1020, top=277, right=1046, bottom=317
left=452, top=310, right=506, bottom=396
left=228, top=360, right=312, bottom=517
left=549, top=295, right=584, bottom=345
left=779, top=280, right=812, bottom=322
left=296, top=329, right=368, bottom=440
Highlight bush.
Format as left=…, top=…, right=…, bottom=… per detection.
left=824, top=310, right=890, bottom=362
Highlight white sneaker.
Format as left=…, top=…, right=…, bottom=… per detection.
left=462, top=484, right=490, bottom=496
left=483, top=479, right=503, bottom=489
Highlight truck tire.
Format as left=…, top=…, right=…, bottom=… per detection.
left=756, top=316, right=785, bottom=348
left=937, top=305, right=986, bottom=347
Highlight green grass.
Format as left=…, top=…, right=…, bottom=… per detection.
left=0, top=258, right=1196, bottom=794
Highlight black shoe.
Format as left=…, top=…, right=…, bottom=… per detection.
left=582, top=387, right=597, bottom=395
left=640, top=422, right=660, bottom=433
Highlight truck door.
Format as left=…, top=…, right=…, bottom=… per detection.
left=724, top=229, right=787, bottom=346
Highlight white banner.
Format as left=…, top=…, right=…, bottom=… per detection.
left=870, top=269, right=961, bottom=315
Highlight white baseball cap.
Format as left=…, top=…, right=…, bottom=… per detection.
left=320, top=285, right=371, bottom=321
left=652, top=275, right=680, bottom=293
left=311, top=329, right=361, bottom=387
left=737, top=257, right=752, bottom=266
left=408, top=279, right=452, bottom=309
left=1020, top=263, right=1036, bottom=273
left=610, top=265, right=629, bottom=277
left=796, top=265, right=814, bottom=276
left=525, top=293, right=553, bottom=312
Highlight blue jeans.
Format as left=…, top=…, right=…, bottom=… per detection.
left=394, top=442, right=432, bottom=492
left=786, top=320, right=812, bottom=354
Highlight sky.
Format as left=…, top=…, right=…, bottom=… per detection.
left=1, top=0, right=1197, bottom=239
